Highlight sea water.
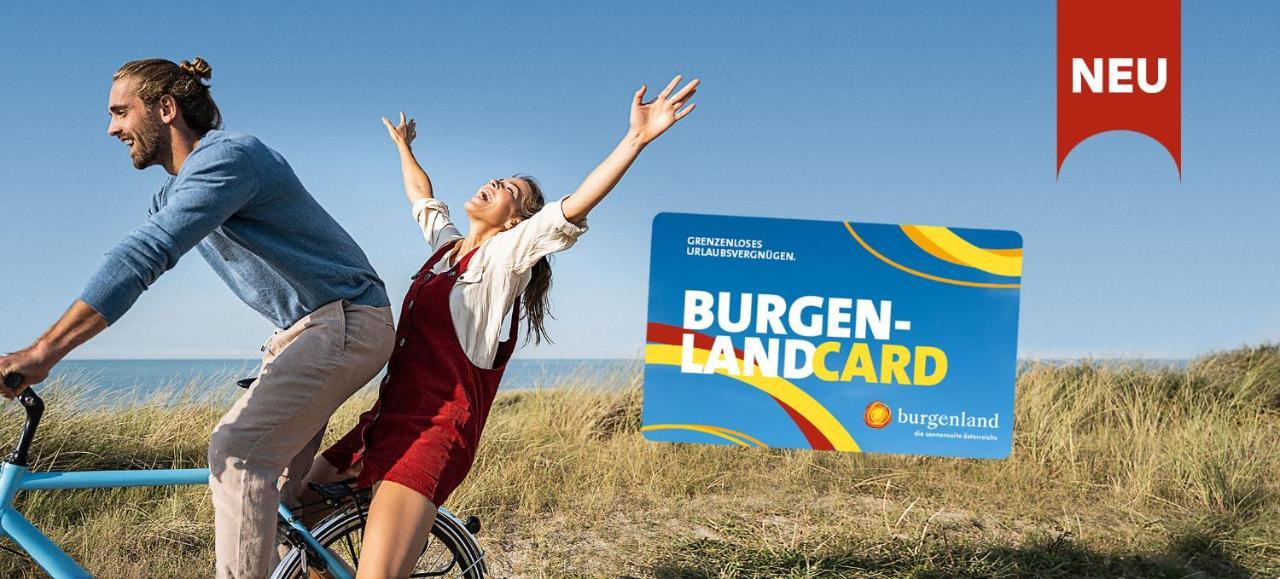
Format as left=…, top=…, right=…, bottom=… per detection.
left=39, top=358, right=642, bottom=408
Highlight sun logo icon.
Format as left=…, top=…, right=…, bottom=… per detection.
left=864, top=401, right=892, bottom=429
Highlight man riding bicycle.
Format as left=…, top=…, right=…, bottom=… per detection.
left=0, top=57, right=394, bottom=578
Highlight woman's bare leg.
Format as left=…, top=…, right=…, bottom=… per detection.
left=355, top=480, right=438, bottom=579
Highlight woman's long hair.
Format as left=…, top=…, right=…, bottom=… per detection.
left=510, top=174, right=554, bottom=345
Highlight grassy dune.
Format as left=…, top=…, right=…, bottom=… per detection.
left=1, top=346, right=1277, bottom=578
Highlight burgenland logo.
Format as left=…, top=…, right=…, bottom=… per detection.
left=897, top=408, right=1000, bottom=431
left=1058, top=0, right=1181, bottom=177
left=864, top=401, right=892, bottom=429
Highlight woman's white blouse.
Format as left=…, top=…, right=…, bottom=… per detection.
left=409, top=197, right=588, bottom=369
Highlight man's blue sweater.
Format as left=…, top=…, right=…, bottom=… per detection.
left=80, top=130, right=390, bottom=328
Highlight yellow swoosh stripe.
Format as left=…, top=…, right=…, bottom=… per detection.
left=901, top=224, right=969, bottom=267
left=902, top=226, right=1023, bottom=264
left=641, top=423, right=768, bottom=447
left=844, top=223, right=1021, bottom=289
left=903, top=225, right=1022, bottom=277
left=646, top=343, right=860, bottom=451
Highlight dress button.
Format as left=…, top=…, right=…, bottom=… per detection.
left=399, top=338, right=406, bottom=347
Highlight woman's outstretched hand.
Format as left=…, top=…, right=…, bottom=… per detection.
left=560, top=75, right=702, bottom=223
left=382, top=112, right=417, bottom=149
left=630, top=75, right=699, bottom=146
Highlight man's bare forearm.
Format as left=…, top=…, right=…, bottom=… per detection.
left=35, top=300, right=109, bottom=361
left=1, top=300, right=108, bottom=395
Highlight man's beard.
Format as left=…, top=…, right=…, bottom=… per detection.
left=130, top=113, right=168, bottom=170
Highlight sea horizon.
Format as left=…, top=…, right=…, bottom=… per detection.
left=39, top=358, right=642, bottom=407
left=27, top=356, right=1196, bottom=409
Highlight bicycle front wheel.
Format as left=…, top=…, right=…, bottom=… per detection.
left=271, top=502, right=487, bottom=578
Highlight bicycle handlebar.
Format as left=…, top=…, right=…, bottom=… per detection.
left=3, top=372, right=44, bottom=466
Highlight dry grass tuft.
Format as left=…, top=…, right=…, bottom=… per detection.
left=1, top=347, right=1277, bottom=577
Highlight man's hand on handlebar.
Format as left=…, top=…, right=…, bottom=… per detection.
left=2, top=372, right=25, bottom=398
left=2, top=301, right=110, bottom=400
left=1, top=345, right=56, bottom=400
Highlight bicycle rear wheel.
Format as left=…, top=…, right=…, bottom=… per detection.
left=271, top=501, right=486, bottom=578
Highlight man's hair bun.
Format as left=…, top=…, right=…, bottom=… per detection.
left=179, top=57, right=212, bottom=81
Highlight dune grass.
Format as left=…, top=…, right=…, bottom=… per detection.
left=0, top=346, right=1277, bottom=577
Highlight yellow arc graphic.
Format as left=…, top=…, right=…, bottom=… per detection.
left=844, top=223, right=1021, bottom=289
left=646, top=343, right=860, bottom=451
left=901, top=225, right=1022, bottom=277
left=642, top=423, right=769, bottom=447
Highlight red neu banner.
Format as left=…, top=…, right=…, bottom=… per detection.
left=1057, top=0, right=1181, bottom=176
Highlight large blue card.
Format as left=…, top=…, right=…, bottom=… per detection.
left=642, top=212, right=1022, bottom=459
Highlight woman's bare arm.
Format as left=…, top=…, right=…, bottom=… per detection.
left=382, top=112, right=434, bottom=205
left=561, top=75, right=699, bottom=223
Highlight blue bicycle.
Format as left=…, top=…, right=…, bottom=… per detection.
left=0, top=374, right=488, bottom=578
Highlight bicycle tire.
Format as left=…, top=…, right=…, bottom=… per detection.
left=270, top=502, right=487, bottom=578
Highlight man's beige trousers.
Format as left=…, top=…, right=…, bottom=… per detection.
left=208, top=299, right=394, bottom=578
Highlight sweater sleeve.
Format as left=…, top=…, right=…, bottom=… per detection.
left=79, top=141, right=260, bottom=324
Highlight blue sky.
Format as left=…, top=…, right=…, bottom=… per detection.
left=1, top=2, right=1276, bottom=360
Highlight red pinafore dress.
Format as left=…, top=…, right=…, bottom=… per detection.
left=322, top=238, right=519, bottom=506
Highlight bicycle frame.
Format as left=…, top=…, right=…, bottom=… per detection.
left=0, top=384, right=354, bottom=579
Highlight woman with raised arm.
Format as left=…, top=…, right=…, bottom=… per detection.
left=309, top=75, right=699, bottom=577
